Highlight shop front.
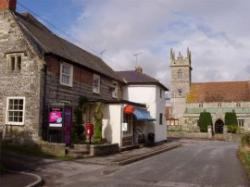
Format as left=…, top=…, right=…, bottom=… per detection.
left=122, top=105, right=154, bottom=146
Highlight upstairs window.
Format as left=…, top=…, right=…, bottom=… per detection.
left=6, top=97, right=25, bottom=125
left=8, top=54, right=22, bottom=72
left=159, top=113, right=163, bottom=125
left=60, top=62, right=73, bottom=87
left=93, top=74, right=101, bottom=94
left=160, top=89, right=163, bottom=98
left=112, top=81, right=119, bottom=98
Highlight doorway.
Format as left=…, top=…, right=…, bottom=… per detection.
left=215, top=119, right=224, bottom=134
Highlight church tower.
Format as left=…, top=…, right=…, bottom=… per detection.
left=170, top=48, right=192, bottom=119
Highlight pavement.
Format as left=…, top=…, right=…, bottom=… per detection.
left=1, top=140, right=180, bottom=187
left=76, top=141, right=181, bottom=165
left=0, top=171, right=42, bottom=187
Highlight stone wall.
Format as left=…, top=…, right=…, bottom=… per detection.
left=0, top=10, right=44, bottom=141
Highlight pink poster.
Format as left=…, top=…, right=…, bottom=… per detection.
left=49, top=108, right=63, bottom=127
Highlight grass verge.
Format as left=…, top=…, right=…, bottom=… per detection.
left=238, top=145, right=250, bottom=179
left=1, top=143, right=73, bottom=161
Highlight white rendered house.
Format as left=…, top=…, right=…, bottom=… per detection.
left=117, top=67, right=168, bottom=143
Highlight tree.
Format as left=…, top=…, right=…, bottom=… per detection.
left=73, top=96, right=88, bottom=142
left=198, top=112, right=212, bottom=132
left=94, top=102, right=103, bottom=143
left=225, top=112, right=238, bottom=133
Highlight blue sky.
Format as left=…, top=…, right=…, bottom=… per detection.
left=17, top=0, right=83, bottom=33
left=16, top=0, right=250, bottom=86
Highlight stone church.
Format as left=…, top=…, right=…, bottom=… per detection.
left=168, top=48, right=250, bottom=133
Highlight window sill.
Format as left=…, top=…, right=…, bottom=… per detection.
left=5, top=123, right=24, bottom=126
left=59, top=82, right=73, bottom=88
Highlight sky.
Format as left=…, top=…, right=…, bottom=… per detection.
left=17, top=0, right=250, bottom=87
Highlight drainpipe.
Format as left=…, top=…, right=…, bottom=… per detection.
left=42, top=63, right=48, bottom=140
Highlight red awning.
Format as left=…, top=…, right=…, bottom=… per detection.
left=124, top=105, right=135, bottom=114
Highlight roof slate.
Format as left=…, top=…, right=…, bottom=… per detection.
left=14, top=12, right=122, bottom=82
left=187, top=81, right=250, bottom=103
left=117, top=70, right=168, bottom=90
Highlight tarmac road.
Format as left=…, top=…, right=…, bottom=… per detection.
left=59, top=140, right=249, bottom=187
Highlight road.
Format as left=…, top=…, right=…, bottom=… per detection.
left=40, top=140, right=248, bottom=187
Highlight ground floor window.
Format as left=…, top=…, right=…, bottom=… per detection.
left=6, top=97, right=25, bottom=125
left=238, top=119, right=245, bottom=127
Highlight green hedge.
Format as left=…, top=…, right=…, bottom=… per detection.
left=225, top=112, right=238, bottom=133
left=198, top=112, right=212, bottom=132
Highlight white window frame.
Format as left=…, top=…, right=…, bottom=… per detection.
left=112, top=81, right=119, bottom=98
left=60, top=62, right=73, bottom=87
left=5, top=97, right=26, bottom=125
left=93, top=74, right=101, bottom=94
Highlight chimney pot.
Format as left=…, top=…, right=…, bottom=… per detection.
left=135, top=66, right=143, bottom=73
left=0, top=0, right=17, bottom=11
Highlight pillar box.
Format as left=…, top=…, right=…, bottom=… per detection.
left=84, top=123, right=94, bottom=143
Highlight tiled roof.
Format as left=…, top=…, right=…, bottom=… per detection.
left=117, top=70, right=168, bottom=90
left=187, top=81, right=250, bottom=103
left=14, top=12, right=122, bottom=82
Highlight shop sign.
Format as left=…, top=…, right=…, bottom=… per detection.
left=49, top=107, right=63, bottom=127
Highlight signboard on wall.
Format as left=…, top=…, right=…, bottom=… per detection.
left=49, top=107, right=63, bottom=127
left=122, top=122, right=128, bottom=132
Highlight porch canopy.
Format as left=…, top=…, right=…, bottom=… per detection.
left=124, top=105, right=155, bottom=121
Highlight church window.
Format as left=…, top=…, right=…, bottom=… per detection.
left=178, top=89, right=182, bottom=96
left=177, top=69, right=183, bottom=79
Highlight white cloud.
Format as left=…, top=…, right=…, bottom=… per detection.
left=69, top=0, right=250, bottom=87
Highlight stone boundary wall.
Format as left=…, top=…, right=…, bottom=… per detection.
left=89, top=143, right=119, bottom=156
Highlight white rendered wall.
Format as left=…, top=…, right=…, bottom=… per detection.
left=102, top=104, right=123, bottom=146
left=123, top=85, right=167, bottom=142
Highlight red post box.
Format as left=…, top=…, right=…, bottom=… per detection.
left=84, top=123, right=94, bottom=143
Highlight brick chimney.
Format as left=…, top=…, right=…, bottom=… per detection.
left=0, top=0, right=17, bottom=11
left=135, top=65, right=143, bottom=73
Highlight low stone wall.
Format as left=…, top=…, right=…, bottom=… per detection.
left=39, top=141, right=66, bottom=157
left=168, top=131, right=210, bottom=139
left=168, top=131, right=243, bottom=143
left=89, top=143, right=119, bottom=156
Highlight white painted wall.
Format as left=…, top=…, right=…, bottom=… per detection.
left=102, top=104, right=123, bottom=146
left=123, top=85, right=167, bottom=142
